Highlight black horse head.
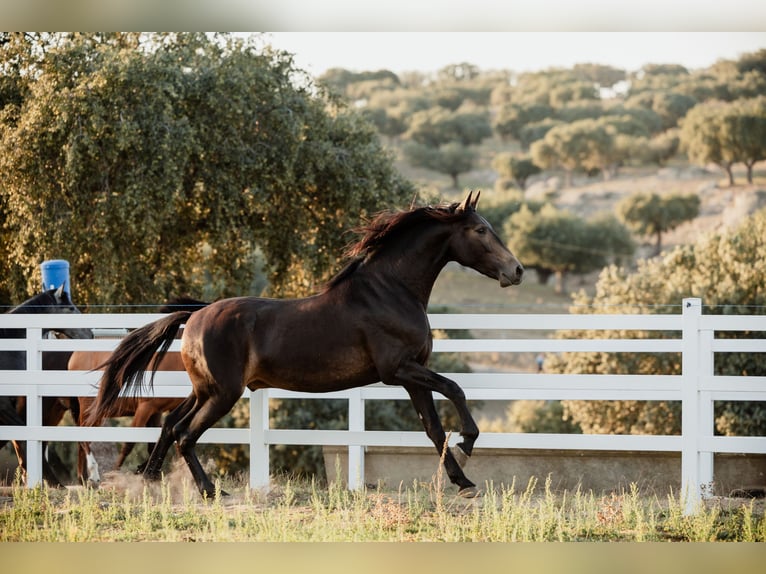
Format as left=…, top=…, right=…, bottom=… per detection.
left=5, top=285, right=93, bottom=341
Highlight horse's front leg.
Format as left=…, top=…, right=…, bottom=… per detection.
left=395, top=360, right=479, bottom=456
left=390, top=359, right=480, bottom=496
left=402, top=384, right=478, bottom=497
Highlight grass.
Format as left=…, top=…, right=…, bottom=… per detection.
left=2, top=468, right=764, bottom=542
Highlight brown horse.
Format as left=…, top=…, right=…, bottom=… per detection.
left=70, top=297, right=207, bottom=485
left=70, top=352, right=185, bottom=485
left=88, top=192, right=524, bottom=498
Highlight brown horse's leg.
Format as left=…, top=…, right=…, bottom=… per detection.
left=116, top=405, right=161, bottom=470
left=142, top=395, right=195, bottom=481
left=395, top=360, right=479, bottom=457
left=76, top=442, right=101, bottom=486
left=403, top=385, right=478, bottom=497
left=76, top=398, right=100, bottom=486
left=173, top=391, right=241, bottom=498
left=128, top=411, right=161, bottom=473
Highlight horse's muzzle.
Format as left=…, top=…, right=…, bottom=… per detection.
left=499, top=263, right=524, bottom=287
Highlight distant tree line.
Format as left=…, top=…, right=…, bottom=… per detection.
left=320, top=50, right=766, bottom=189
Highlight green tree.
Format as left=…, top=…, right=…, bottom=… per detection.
left=572, top=63, right=626, bottom=89
left=405, top=107, right=491, bottom=148
left=679, top=101, right=736, bottom=185
left=616, top=192, right=700, bottom=256
left=729, top=97, right=766, bottom=184
left=493, top=102, right=554, bottom=142
left=504, top=204, right=634, bottom=293
left=529, top=119, right=613, bottom=186
left=491, top=152, right=541, bottom=191
left=645, top=129, right=681, bottom=166
left=403, top=141, right=476, bottom=188
left=0, top=33, right=413, bottom=306
left=625, top=91, right=697, bottom=131
left=679, top=97, right=766, bottom=186
left=518, top=119, right=563, bottom=151
left=549, top=208, right=766, bottom=437
left=479, top=192, right=544, bottom=241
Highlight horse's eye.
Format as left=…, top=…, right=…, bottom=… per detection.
left=476, top=227, right=487, bottom=235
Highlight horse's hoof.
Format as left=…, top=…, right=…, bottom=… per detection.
left=458, top=486, right=479, bottom=498
left=451, top=445, right=470, bottom=468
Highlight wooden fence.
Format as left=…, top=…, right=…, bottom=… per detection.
left=1, top=297, right=765, bottom=513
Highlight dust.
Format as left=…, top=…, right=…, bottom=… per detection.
left=96, top=458, right=266, bottom=507
left=98, top=458, right=194, bottom=503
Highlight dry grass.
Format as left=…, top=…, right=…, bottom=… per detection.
left=2, top=467, right=764, bottom=542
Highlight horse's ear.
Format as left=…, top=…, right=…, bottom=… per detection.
left=471, top=190, right=481, bottom=210
left=457, top=191, right=474, bottom=213
left=54, top=284, right=65, bottom=302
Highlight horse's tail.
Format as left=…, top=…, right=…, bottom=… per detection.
left=86, top=311, right=192, bottom=426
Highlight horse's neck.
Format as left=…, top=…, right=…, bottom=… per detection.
left=363, top=227, right=451, bottom=306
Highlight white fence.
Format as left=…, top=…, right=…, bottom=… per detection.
left=1, top=297, right=765, bottom=513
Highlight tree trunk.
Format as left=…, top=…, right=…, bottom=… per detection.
left=654, top=231, right=663, bottom=257
left=746, top=161, right=754, bottom=184
left=535, top=267, right=554, bottom=285
left=554, top=270, right=567, bottom=294
left=724, top=163, right=735, bottom=186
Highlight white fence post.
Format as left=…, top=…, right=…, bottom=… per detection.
left=249, top=389, right=270, bottom=490
left=681, top=297, right=703, bottom=514
left=698, top=323, right=715, bottom=499
left=347, top=387, right=365, bottom=490
left=24, top=327, right=43, bottom=487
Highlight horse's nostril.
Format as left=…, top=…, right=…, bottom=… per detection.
left=516, top=265, right=524, bottom=278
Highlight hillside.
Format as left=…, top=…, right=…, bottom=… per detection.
left=396, top=139, right=766, bottom=308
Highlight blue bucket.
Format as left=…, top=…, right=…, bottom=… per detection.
left=40, top=259, right=70, bottom=294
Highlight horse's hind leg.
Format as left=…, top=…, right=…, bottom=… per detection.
left=142, top=395, right=195, bottom=481
left=174, top=391, right=241, bottom=498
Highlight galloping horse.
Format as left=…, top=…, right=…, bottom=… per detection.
left=88, top=192, right=524, bottom=498
left=71, top=297, right=208, bottom=485
left=0, top=286, right=93, bottom=486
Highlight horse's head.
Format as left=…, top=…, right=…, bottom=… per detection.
left=448, top=191, right=524, bottom=288
left=46, top=285, right=94, bottom=340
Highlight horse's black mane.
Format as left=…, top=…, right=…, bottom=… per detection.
left=346, top=202, right=466, bottom=259
left=324, top=201, right=468, bottom=290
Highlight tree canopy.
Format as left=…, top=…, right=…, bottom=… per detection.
left=616, top=192, right=701, bottom=256
left=679, top=96, right=766, bottom=185
left=503, top=204, right=634, bottom=293
left=549, top=207, right=766, bottom=437
left=0, top=32, right=413, bottom=306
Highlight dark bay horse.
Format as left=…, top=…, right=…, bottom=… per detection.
left=88, top=192, right=524, bottom=498
left=0, top=286, right=93, bottom=486
left=70, top=297, right=208, bottom=485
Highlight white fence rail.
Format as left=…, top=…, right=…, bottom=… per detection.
left=1, top=297, right=765, bottom=513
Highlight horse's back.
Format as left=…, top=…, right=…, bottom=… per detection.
left=179, top=294, right=383, bottom=392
